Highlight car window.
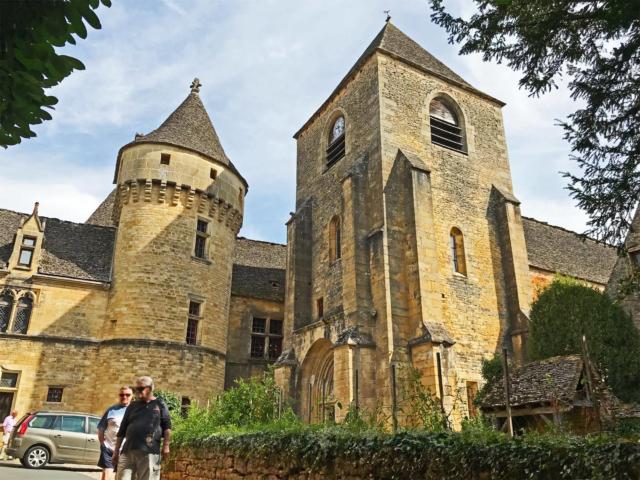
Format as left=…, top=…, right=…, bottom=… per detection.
left=60, top=416, right=85, bottom=433
left=88, top=417, right=100, bottom=435
left=29, top=415, right=57, bottom=430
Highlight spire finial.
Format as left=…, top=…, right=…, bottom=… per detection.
left=384, top=10, right=391, bottom=22
left=33, top=201, right=39, bottom=216
left=190, top=77, right=202, bottom=94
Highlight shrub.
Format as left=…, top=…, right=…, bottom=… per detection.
left=155, top=389, right=181, bottom=415
left=528, top=276, right=640, bottom=401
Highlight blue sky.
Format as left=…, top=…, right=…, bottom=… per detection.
left=0, top=0, right=588, bottom=244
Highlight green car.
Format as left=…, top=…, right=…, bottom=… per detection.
left=6, top=411, right=101, bottom=469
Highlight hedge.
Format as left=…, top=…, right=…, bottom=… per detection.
left=171, top=429, right=640, bottom=479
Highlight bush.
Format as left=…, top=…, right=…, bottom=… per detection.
left=155, top=390, right=181, bottom=415
left=528, top=276, right=640, bottom=401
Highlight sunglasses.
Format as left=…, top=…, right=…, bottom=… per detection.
left=134, top=386, right=150, bottom=393
left=119, top=393, right=132, bottom=397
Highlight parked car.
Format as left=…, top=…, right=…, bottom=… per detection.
left=6, top=411, right=101, bottom=469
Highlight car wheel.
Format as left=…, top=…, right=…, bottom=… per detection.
left=23, top=445, right=49, bottom=469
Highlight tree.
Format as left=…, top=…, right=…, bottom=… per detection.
left=0, top=0, right=111, bottom=148
left=527, top=277, right=640, bottom=402
left=428, top=0, right=640, bottom=246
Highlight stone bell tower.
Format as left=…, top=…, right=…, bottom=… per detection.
left=99, top=79, right=247, bottom=404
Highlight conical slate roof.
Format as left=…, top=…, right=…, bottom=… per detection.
left=134, top=81, right=230, bottom=165
left=294, top=22, right=502, bottom=138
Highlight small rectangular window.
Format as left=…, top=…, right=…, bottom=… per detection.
left=268, top=337, right=283, bottom=360
left=22, top=237, right=36, bottom=247
left=47, top=387, right=64, bottom=403
left=210, top=169, right=217, bottom=180
left=160, top=153, right=171, bottom=165
left=630, top=251, right=640, bottom=268
left=194, top=219, right=209, bottom=259
left=269, top=319, right=283, bottom=335
left=0, top=372, right=18, bottom=388
left=17, top=236, right=36, bottom=267
left=186, top=300, right=201, bottom=345
left=317, top=298, right=324, bottom=318
left=250, top=335, right=265, bottom=358
left=252, top=317, right=266, bottom=333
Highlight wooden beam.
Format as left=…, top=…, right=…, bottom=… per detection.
left=492, top=405, right=571, bottom=418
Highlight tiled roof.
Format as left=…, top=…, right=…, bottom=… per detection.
left=231, top=265, right=285, bottom=302
left=523, top=217, right=617, bottom=284
left=0, top=208, right=115, bottom=282
left=294, top=22, right=501, bottom=138
left=234, top=237, right=287, bottom=269
left=479, top=355, right=584, bottom=409
left=86, top=189, right=117, bottom=227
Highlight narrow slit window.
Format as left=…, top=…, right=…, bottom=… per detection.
left=317, top=297, right=324, bottom=319
left=210, top=168, right=217, bottom=180
left=430, top=99, right=464, bottom=152
left=450, top=227, right=467, bottom=276
left=160, top=153, right=171, bottom=165
left=186, top=300, right=201, bottom=345
left=326, top=116, right=345, bottom=168
left=329, top=216, right=341, bottom=262
left=194, top=219, right=209, bottom=259
left=12, top=296, right=32, bottom=334
left=0, top=292, right=13, bottom=333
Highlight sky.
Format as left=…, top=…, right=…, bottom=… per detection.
left=0, top=0, right=590, bottom=244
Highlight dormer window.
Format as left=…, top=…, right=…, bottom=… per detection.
left=430, top=98, right=464, bottom=153
left=326, top=115, right=345, bottom=168
left=18, top=237, right=36, bottom=268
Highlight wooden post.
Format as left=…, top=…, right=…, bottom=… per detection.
left=502, top=348, right=514, bottom=437
left=391, top=363, right=398, bottom=432
left=581, top=334, right=601, bottom=429
left=307, top=382, right=312, bottom=424
left=436, top=352, right=446, bottom=417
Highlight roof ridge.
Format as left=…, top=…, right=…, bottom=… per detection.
left=523, top=216, right=615, bottom=248
left=0, top=207, right=116, bottom=231
left=237, top=236, right=286, bottom=247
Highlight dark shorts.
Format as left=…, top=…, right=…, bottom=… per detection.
left=98, top=444, right=115, bottom=469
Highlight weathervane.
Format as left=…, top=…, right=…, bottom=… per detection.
left=384, top=10, right=391, bottom=22
left=190, top=77, right=202, bottom=93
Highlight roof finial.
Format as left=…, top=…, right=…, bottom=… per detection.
left=190, top=77, right=202, bottom=94
left=384, top=10, right=391, bottom=22
left=33, top=201, right=39, bottom=216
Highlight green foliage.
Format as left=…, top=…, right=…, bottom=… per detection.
left=480, top=354, right=502, bottom=386
left=0, top=0, right=111, bottom=147
left=171, top=429, right=640, bottom=479
left=527, top=277, right=640, bottom=401
left=428, top=0, right=640, bottom=246
left=155, top=389, right=181, bottom=415
left=398, top=366, right=448, bottom=432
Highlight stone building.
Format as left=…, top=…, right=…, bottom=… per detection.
left=0, top=23, right=617, bottom=423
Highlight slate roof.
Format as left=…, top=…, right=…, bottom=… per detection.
left=523, top=217, right=617, bottom=284
left=232, top=238, right=287, bottom=301
left=479, top=355, right=585, bottom=409
left=86, top=189, right=117, bottom=227
left=294, top=22, right=502, bottom=138
left=0, top=208, right=115, bottom=282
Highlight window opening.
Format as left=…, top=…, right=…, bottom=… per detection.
left=630, top=250, right=640, bottom=268
left=47, top=387, right=64, bottom=403
left=326, top=116, right=345, bottom=167
left=181, top=397, right=191, bottom=418
left=0, top=373, right=18, bottom=389
left=186, top=300, right=201, bottom=345
left=317, top=298, right=324, bottom=319
left=430, top=99, right=464, bottom=152
left=0, top=293, right=13, bottom=333
left=466, top=381, right=478, bottom=417
left=210, top=168, right=217, bottom=180
left=12, top=296, right=32, bottom=334
left=160, top=153, right=171, bottom=165
left=18, top=236, right=36, bottom=268
left=449, top=228, right=467, bottom=276
left=329, top=216, right=341, bottom=262
left=250, top=317, right=283, bottom=360
left=194, top=219, right=209, bottom=259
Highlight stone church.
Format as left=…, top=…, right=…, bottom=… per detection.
left=0, top=23, right=619, bottom=423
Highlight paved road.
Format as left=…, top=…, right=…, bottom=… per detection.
left=0, top=460, right=100, bottom=479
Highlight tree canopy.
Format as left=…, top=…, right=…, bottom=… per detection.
left=428, top=0, right=640, bottom=246
left=0, top=0, right=111, bottom=148
left=527, top=277, right=640, bottom=402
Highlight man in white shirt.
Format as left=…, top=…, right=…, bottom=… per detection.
left=97, top=387, right=133, bottom=480
left=1, top=410, right=18, bottom=460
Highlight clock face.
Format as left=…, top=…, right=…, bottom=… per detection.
left=330, top=116, right=345, bottom=143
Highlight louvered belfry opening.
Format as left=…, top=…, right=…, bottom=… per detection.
left=326, top=115, right=346, bottom=168
left=430, top=98, right=464, bottom=152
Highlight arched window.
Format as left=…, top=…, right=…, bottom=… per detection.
left=0, top=292, right=13, bottom=333
left=430, top=98, right=464, bottom=152
left=12, top=295, right=32, bottom=334
left=450, top=227, right=467, bottom=276
left=329, top=216, right=341, bottom=262
left=326, top=115, right=346, bottom=167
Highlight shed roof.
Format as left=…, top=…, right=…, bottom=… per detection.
left=478, top=355, right=585, bottom=409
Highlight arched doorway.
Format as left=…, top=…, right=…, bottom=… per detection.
left=299, top=339, right=335, bottom=423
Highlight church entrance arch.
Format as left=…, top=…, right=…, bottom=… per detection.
left=299, top=339, right=334, bottom=423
